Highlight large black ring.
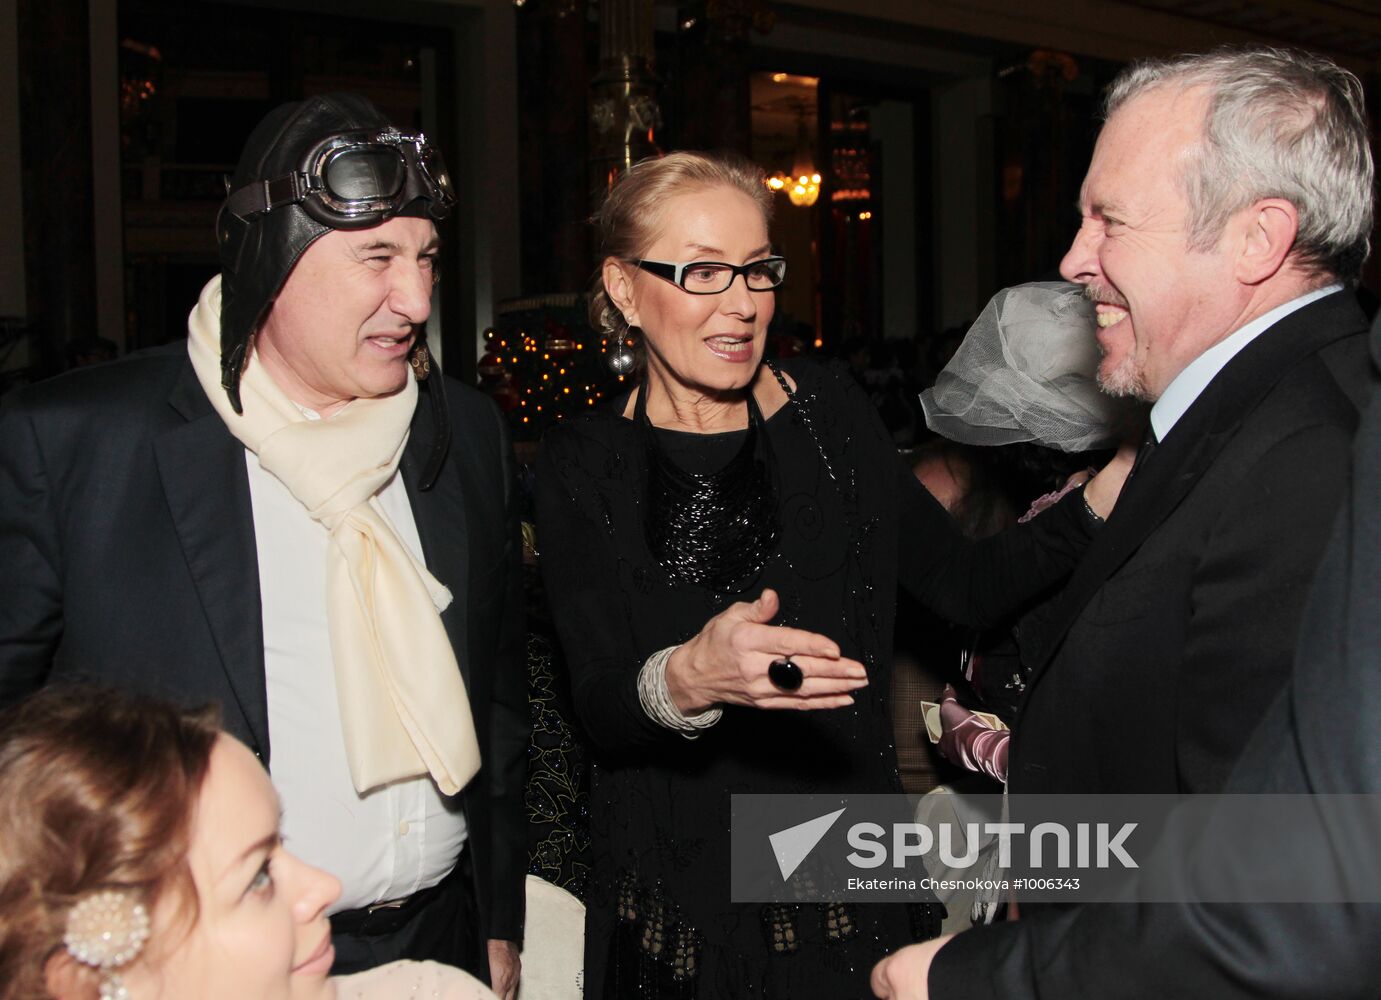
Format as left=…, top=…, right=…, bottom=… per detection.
left=768, top=658, right=804, bottom=692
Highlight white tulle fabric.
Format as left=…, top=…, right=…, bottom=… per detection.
left=920, top=281, right=1134, bottom=452
left=334, top=960, right=497, bottom=999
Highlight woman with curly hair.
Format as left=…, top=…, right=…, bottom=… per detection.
left=0, top=686, right=493, bottom=1000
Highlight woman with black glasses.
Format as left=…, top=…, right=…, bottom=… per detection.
left=535, top=152, right=1129, bottom=999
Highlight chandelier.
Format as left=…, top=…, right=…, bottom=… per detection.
left=767, top=111, right=819, bottom=207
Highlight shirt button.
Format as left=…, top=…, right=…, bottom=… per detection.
left=398, top=821, right=410, bottom=837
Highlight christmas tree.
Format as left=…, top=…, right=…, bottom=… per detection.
left=482, top=294, right=631, bottom=442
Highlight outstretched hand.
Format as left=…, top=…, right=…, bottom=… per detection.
left=871, top=934, right=956, bottom=999
left=664, top=589, right=868, bottom=714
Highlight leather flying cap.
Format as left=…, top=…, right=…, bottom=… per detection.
left=215, top=92, right=446, bottom=412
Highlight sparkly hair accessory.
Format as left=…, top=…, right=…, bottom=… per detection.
left=64, top=890, right=151, bottom=1000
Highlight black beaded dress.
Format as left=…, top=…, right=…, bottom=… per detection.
left=534, top=360, right=1094, bottom=999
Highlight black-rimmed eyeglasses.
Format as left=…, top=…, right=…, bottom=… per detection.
left=633, top=256, right=787, bottom=294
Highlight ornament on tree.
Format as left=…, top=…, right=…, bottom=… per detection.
left=478, top=351, right=506, bottom=383
left=491, top=382, right=521, bottom=412
left=542, top=317, right=578, bottom=357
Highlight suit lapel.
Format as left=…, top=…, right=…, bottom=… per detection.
left=153, top=364, right=270, bottom=755
left=1024, top=290, right=1367, bottom=684
left=402, top=376, right=472, bottom=687
left=1019, top=415, right=1224, bottom=682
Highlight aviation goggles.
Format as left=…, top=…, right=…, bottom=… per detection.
left=222, top=127, right=455, bottom=228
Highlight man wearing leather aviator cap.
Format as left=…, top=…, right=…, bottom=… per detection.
left=0, top=93, right=528, bottom=994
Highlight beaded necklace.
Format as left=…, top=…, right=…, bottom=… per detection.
left=637, top=375, right=781, bottom=594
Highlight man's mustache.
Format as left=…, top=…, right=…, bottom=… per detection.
left=1082, top=283, right=1130, bottom=310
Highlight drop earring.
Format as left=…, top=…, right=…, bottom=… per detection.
left=608, top=325, right=637, bottom=375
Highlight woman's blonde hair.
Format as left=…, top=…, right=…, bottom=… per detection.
left=589, top=151, right=774, bottom=349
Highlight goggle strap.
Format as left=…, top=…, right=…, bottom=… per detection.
left=223, top=172, right=318, bottom=220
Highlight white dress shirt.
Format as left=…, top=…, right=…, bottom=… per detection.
left=1151, top=284, right=1343, bottom=441
left=247, top=406, right=467, bottom=912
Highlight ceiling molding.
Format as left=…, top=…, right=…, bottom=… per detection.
left=778, top=0, right=1376, bottom=73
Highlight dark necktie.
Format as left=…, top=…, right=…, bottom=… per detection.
left=1128, top=426, right=1159, bottom=480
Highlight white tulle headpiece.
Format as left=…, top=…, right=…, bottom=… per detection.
left=919, top=281, right=1134, bottom=452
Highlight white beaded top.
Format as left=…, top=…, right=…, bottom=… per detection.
left=333, top=960, right=498, bottom=999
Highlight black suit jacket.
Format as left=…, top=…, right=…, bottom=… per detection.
left=927, top=307, right=1381, bottom=1000
left=0, top=345, right=528, bottom=942
left=1010, top=290, right=1371, bottom=795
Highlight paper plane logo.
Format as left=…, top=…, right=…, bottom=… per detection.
left=769, top=808, right=846, bottom=881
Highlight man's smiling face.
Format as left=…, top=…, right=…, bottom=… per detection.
left=1060, top=85, right=1240, bottom=402
left=252, top=216, right=439, bottom=416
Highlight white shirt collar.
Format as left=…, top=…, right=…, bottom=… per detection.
left=289, top=398, right=354, bottom=422
left=1150, top=284, right=1343, bottom=441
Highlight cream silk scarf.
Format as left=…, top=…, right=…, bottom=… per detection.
left=188, top=275, right=480, bottom=795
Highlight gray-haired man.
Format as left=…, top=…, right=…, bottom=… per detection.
left=0, top=94, right=528, bottom=994
left=873, top=44, right=1377, bottom=999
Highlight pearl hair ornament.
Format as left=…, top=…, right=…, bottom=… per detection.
left=64, top=889, right=151, bottom=1000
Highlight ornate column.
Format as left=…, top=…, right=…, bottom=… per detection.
left=516, top=0, right=591, bottom=294
left=672, top=0, right=772, bottom=155
left=589, top=0, right=661, bottom=203
left=16, top=0, right=96, bottom=378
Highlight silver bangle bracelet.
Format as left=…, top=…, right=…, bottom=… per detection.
left=1081, top=481, right=1105, bottom=525
left=637, top=645, right=723, bottom=738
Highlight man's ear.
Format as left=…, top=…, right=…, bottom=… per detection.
left=602, top=257, right=639, bottom=328
left=1234, top=198, right=1299, bottom=285
left=44, top=949, right=95, bottom=1000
